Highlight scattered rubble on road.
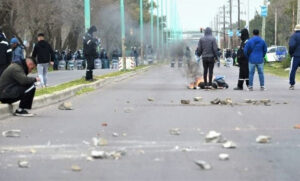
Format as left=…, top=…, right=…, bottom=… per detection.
left=124, top=107, right=134, bottom=113
left=90, top=149, right=126, bottom=160
left=147, top=98, right=154, bottom=102
left=210, top=98, right=233, bottom=105
left=194, top=160, right=212, bottom=170
left=2, top=130, right=21, bottom=137
left=92, top=137, right=108, bottom=146
left=256, top=135, right=271, bottom=143
left=193, top=97, right=203, bottom=102
left=112, top=133, right=119, bottom=137
left=58, top=102, right=73, bottom=110
left=18, top=160, right=29, bottom=168
left=223, top=141, right=237, bottom=149
left=101, top=123, right=108, bottom=127
left=181, top=100, right=191, bottom=105
left=205, top=131, right=224, bottom=143
left=71, top=165, right=81, bottom=172
left=91, top=150, right=106, bottom=159
left=219, top=153, right=230, bottom=161
left=169, top=128, right=181, bottom=136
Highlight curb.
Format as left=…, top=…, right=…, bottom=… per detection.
left=0, top=67, right=150, bottom=120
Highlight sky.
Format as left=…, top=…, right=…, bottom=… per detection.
left=165, top=0, right=264, bottom=31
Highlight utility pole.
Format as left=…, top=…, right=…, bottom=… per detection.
left=160, top=0, right=164, bottom=58
left=84, top=0, right=90, bottom=31
left=156, top=0, right=160, bottom=54
left=150, top=0, right=154, bottom=48
left=229, top=0, right=232, bottom=49
left=237, top=0, right=240, bottom=30
left=262, top=0, right=267, bottom=40
left=165, top=0, right=168, bottom=51
left=120, top=0, right=126, bottom=70
left=140, top=0, right=144, bottom=63
left=223, top=5, right=226, bottom=49
left=275, top=8, right=277, bottom=45
left=298, top=0, right=300, bottom=24
left=247, top=0, right=250, bottom=30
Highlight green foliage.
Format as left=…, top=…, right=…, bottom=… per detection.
left=281, top=55, right=292, bottom=68
left=76, top=87, right=95, bottom=95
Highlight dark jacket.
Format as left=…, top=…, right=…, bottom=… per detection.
left=0, top=61, right=36, bottom=99
left=237, top=29, right=249, bottom=65
left=289, top=31, right=300, bottom=57
left=83, top=32, right=98, bottom=58
left=0, top=33, right=12, bottom=66
left=197, top=28, right=218, bottom=59
left=12, top=45, right=24, bottom=63
left=244, top=36, right=267, bottom=64
left=32, top=40, right=54, bottom=64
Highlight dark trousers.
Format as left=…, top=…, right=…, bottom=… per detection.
left=86, top=56, right=94, bottom=80
left=202, top=57, right=215, bottom=85
left=0, top=85, right=36, bottom=109
left=237, top=63, right=249, bottom=88
left=289, top=57, right=300, bottom=86
left=0, top=64, right=9, bottom=77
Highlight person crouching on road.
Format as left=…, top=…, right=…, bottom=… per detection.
left=10, top=37, right=24, bottom=63
left=288, top=24, right=300, bottom=90
left=32, top=33, right=55, bottom=88
left=234, top=28, right=250, bottom=90
left=0, top=58, right=40, bottom=117
left=244, top=29, right=267, bottom=91
left=196, top=27, right=218, bottom=89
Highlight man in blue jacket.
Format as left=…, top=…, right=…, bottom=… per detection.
left=10, top=37, right=24, bottom=63
left=288, top=25, right=300, bottom=90
left=244, top=29, right=267, bottom=91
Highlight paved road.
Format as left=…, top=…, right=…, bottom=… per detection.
left=31, top=69, right=117, bottom=86
left=1, top=64, right=300, bottom=181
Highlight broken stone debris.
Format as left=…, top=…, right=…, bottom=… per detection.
left=205, top=131, right=224, bottom=143
left=124, top=107, right=134, bottom=113
left=222, top=141, right=237, bottom=149
left=91, top=150, right=106, bottom=159
left=71, top=165, right=81, bottom=172
left=58, top=102, right=73, bottom=110
left=219, top=153, right=229, bottom=161
left=193, top=97, right=203, bottom=102
left=181, top=100, right=191, bottom=105
left=92, top=137, right=108, bottom=146
left=91, top=150, right=126, bottom=160
left=256, top=135, right=271, bottom=144
left=112, top=133, right=119, bottom=137
left=194, top=160, right=212, bottom=170
left=169, top=128, right=181, bottom=136
left=211, top=98, right=221, bottom=105
left=147, top=98, right=154, bottom=102
left=18, top=160, right=29, bottom=168
left=211, top=98, right=233, bottom=105
left=2, top=130, right=21, bottom=137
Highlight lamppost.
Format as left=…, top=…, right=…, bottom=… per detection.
left=156, top=0, right=160, bottom=54
left=84, top=0, right=90, bottom=31
left=140, top=0, right=144, bottom=62
left=160, top=0, right=164, bottom=58
left=120, top=0, right=126, bottom=70
left=150, top=0, right=154, bottom=48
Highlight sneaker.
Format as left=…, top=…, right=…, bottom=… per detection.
left=14, top=109, right=35, bottom=117
left=260, top=86, right=266, bottom=91
left=248, top=87, right=253, bottom=91
left=233, top=87, right=243, bottom=90
left=289, top=85, right=295, bottom=90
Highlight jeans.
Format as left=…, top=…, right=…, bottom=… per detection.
left=37, top=63, right=49, bottom=86
left=289, top=57, right=300, bottom=86
left=249, top=63, right=264, bottom=87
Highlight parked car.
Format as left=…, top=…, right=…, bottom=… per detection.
left=265, top=46, right=288, bottom=62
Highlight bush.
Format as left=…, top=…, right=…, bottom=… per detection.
left=281, top=55, right=291, bottom=69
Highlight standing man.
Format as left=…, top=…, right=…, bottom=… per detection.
left=288, top=24, right=300, bottom=90
left=0, top=58, right=39, bottom=116
left=83, top=26, right=98, bottom=81
left=0, top=26, right=12, bottom=77
left=197, top=27, right=218, bottom=88
left=234, top=28, right=250, bottom=90
left=32, top=33, right=54, bottom=88
left=10, top=37, right=24, bottom=63
left=244, top=29, right=267, bottom=91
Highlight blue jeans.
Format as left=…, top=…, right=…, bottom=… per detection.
left=289, top=57, right=300, bottom=86
left=249, top=63, right=264, bottom=87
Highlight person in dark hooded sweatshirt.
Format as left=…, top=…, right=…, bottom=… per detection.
left=288, top=24, right=300, bottom=90
left=197, top=27, right=218, bottom=88
left=0, top=26, right=12, bottom=77
left=32, top=33, right=54, bottom=88
left=234, top=28, right=250, bottom=90
left=83, top=26, right=98, bottom=81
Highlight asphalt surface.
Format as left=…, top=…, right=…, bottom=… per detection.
left=1, top=63, right=300, bottom=181
left=31, top=69, right=117, bottom=86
